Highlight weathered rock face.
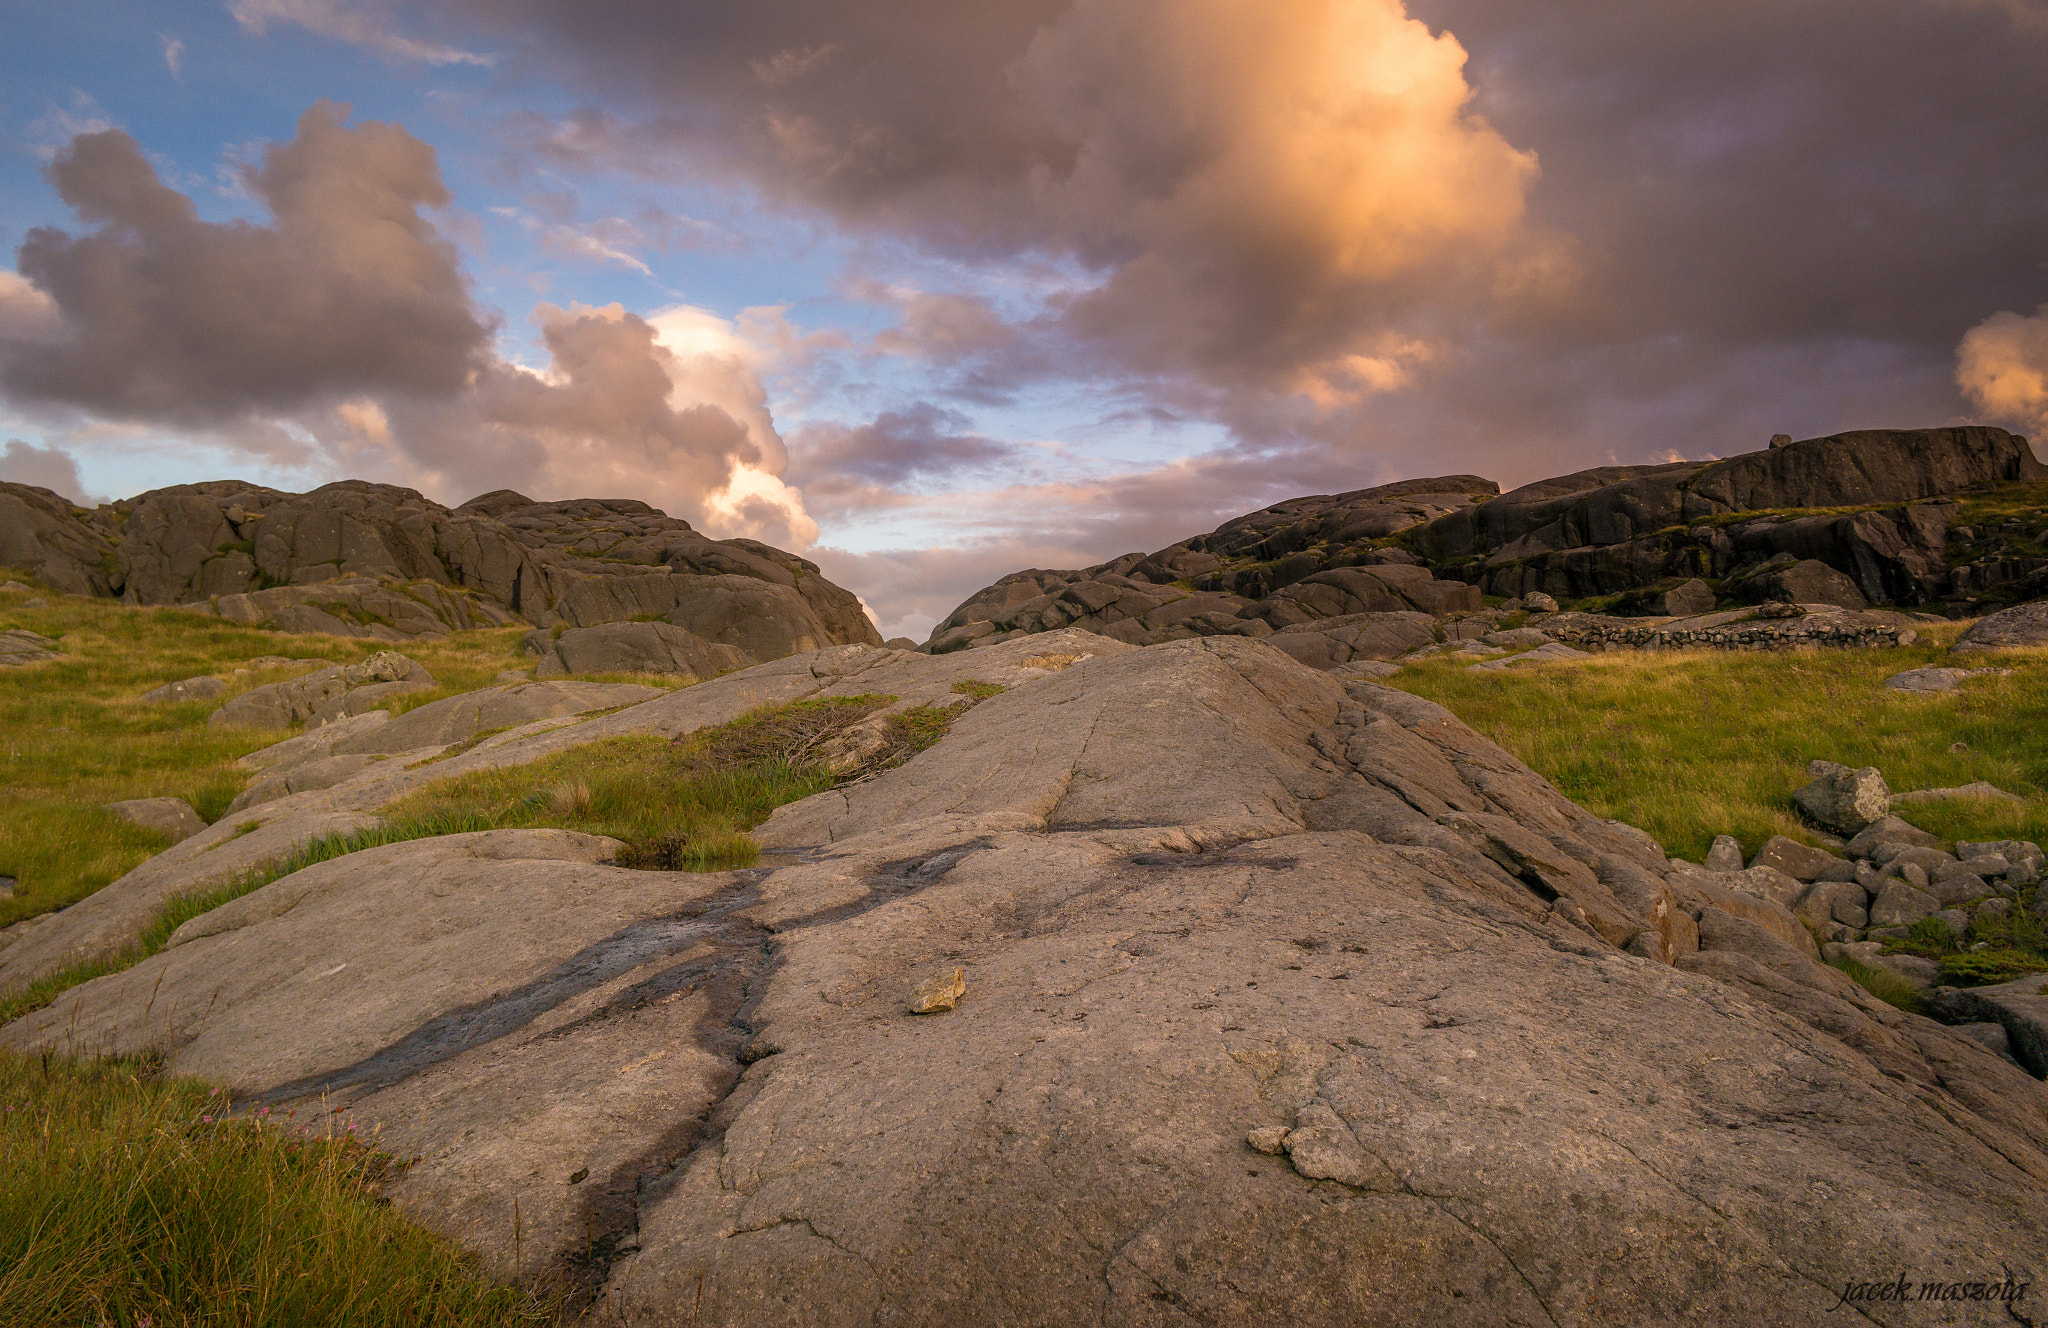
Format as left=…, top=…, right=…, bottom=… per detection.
left=6, top=631, right=2046, bottom=1325
left=533, top=621, right=755, bottom=681
left=0, top=483, right=120, bottom=595
left=1956, top=599, right=2048, bottom=651
left=925, top=478, right=1494, bottom=653
left=1411, top=427, right=2042, bottom=609
left=0, top=628, right=60, bottom=667
left=0, top=481, right=881, bottom=657
left=206, top=652, right=437, bottom=731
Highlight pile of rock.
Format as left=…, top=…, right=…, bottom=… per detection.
left=1542, top=604, right=1922, bottom=652
left=1697, top=759, right=2044, bottom=1007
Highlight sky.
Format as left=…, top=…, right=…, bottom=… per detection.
left=2, top=1, right=2046, bottom=639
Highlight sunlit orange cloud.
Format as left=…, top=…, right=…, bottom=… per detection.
left=1958, top=305, right=2048, bottom=434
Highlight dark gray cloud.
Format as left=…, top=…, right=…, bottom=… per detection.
left=0, top=102, right=492, bottom=423
left=791, top=403, right=1013, bottom=485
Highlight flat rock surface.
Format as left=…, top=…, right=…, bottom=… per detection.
left=6, top=632, right=2047, bottom=1324
left=1885, top=665, right=2012, bottom=692
left=103, top=797, right=208, bottom=844
left=1955, top=600, right=2048, bottom=651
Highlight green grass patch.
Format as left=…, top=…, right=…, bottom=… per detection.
left=1389, top=625, right=2048, bottom=864
left=0, top=1051, right=549, bottom=1326
left=950, top=678, right=1008, bottom=700
left=1827, top=957, right=1928, bottom=1014
left=0, top=570, right=534, bottom=926
left=380, top=695, right=926, bottom=874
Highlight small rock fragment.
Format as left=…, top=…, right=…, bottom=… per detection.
left=910, top=966, right=967, bottom=1014
left=1246, top=1126, right=1292, bottom=1155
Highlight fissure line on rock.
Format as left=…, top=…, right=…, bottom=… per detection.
left=547, top=837, right=993, bottom=1310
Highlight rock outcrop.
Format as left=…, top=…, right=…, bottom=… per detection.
left=1413, top=426, right=2042, bottom=606
left=925, top=477, right=1494, bottom=653
left=6, top=631, right=2046, bottom=1324
left=206, top=652, right=437, bottom=731
left=1955, top=599, right=2048, bottom=651
left=0, top=480, right=881, bottom=660
left=923, top=427, right=2047, bottom=660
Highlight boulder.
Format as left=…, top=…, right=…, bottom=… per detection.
left=1704, top=834, right=1745, bottom=873
left=1927, top=978, right=2048, bottom=1077
left=226, top=755, right=385, bottom=815
left=206, top=652, right=435, bottom=731
left=1656, top=578, right=1716, bottom=616
left=1955, top=600, right=2048, bottom=652
left=1794, top=881, right=1869, bottom=931
left=1791, top=761, right=1890, bottom=835
left=104, top=797, right=207, bottom=844
left=140, top=675, right=228, bottom=704
left=234, top=711, right=393, bottom=775
left=1960, top=840, right=2046, bottom=872
left=1890, top=781, right=2022, bottom=807
left=1928, top=873, right=1992, bottom=907
left=1883, top=666, right=2012, bottom=693
left=1465, top=642, right=1592, bottom=671
left=538, top=621, right=754, bottom=680
left=1746, top=835, right=1842, bottom=882
left=1756, top=559, right=1867, bottom=609
left=1868, top=880, right=1941, bottom=927
left=1845, top=815, right=1934, bottom=857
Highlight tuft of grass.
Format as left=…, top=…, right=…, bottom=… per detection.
left=950, top=678, right=1007, bottom=700
left=1390, top=626, right=2048, bottom=864
left=0, top=1051, right=549, bottom=1326
left=887, top=704, right=959, bottom=754
left=1828, top=957, right=1927, bottom=1014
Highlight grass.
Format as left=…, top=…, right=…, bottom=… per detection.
left=1389, top=624, right=2048, bottom=864
left=1826, top=956, right=1928, bottom=1013
left=0, top=569, right=537, bottom=927
left=0, top=1050, right=550, bottom=1327
left=1389, top=626, right=2048, bottom=992
left=376, top=693, right=967, bottom=872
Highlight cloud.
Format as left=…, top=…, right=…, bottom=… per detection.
left=1, top=102, right=490, bottom=422
left=0, top=110, right=823, bottom=550
left=160, top=33, right=185, bottom=78
left=446, top=0, right=1546, bottom=400
left=0, top=438, right=97, bottom=504
left=230, top=0, right=494, bottom=65
left=787, top=403, right=1019, bottom=519
left=1958, top=305, right=2048, bottom=434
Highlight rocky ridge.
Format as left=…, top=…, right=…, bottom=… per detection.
left=0, top=479, right=880, bottom=667
left=3, top=629, right=2045, bottom=1324
left=926, top=426, right=2047, bottom=664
